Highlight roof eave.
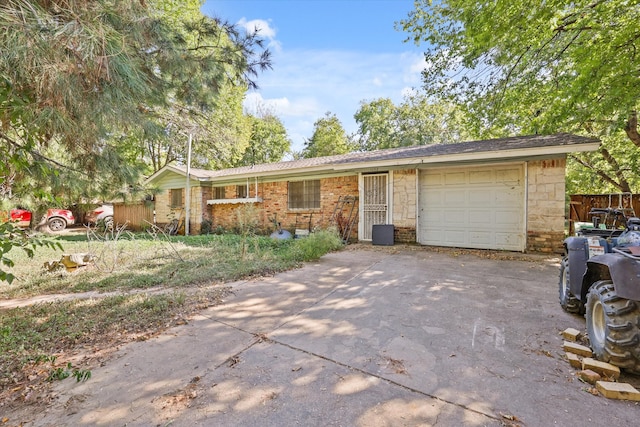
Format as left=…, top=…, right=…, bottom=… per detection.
left=144, top=165, right=213, bottom=184
left=201, top=142, right=601, bottom=182
left=330, top=142, right=601, bottom=171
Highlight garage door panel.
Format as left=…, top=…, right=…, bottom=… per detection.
left=445, top=172, right=466, bottom=185
left=495, top=210, right=522, bottom=226
left=444, top=210, right=466, bottom=224
left=422, top=210, right=444, bottom=225
left=423, top=228, right=444, bottom=243
left=422, top=173, right=443, bottom=186
left=444, top=230, right=467, bottom=245
left=468, top=211, right=494, bottom=226
left=496, top=189, right=522, bottom=203
left=423, top=188, right=444, bottom=205
left=469, top=231, right=492, bottom=245
left=496, top=168, right=521, bottom=182
left=495, top=232, right=522, bottom=247
left=444, top=190, right=467, bottom=205
left=469, top=170, right=494, bottom=184
left=419, top=165, right=525, bottom=251
left=469, top=190, right=494, bottom=203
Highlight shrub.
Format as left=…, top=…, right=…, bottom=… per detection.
left=200, top=218, right=213, bottom=235
left=290, top=229, right=343, bottom=262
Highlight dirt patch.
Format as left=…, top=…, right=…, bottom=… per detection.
left=0, top=286, right=230, bottom=421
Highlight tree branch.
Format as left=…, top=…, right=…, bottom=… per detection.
left=624, top=110, right=640, bottom=147
left=0, top=130, right=84, bottom=174
left=569, top=153, right=627, bottom=192
left=599, top=147, right=631, bottom=192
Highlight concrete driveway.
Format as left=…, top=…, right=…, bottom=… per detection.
left=25, top=246, right=639, bottom=426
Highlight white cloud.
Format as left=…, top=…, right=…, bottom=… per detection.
left=246, top=48, right=427, bottom=151
left=228, top=17, right=427, bottom=152
left=237, top=18, right=281, bottom=52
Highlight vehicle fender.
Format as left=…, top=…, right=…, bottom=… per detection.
left=565, top=237, right=589, bottom=297
left=584, top=254, right=640, bottom=301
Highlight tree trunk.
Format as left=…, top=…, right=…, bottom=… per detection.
left=625, top=111, right=640, bottom=147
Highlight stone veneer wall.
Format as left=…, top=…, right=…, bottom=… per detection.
left=392, top=169, right=417, bottom=243
left=210, top=175, right=359, bottom=238
left=526, top=157, right=567, bottom=253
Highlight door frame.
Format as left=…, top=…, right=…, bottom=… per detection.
left=358, top=171, right=393, bottom=241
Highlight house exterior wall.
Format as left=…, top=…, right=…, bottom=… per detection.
left=210, top=175, right=359, bottom=237
left=392, top=169, right=417, bottom=242
left=153, top=172, right=208, bottom=234
left=149, top=155, right=568, bottom=250
left=526, top=157, right=567, bottom=253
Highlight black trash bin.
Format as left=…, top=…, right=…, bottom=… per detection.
left=372, top=224, right=394, bottom=246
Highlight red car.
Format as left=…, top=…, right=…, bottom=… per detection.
left=8, top=208, right=32, bottom=228
left=5, top=208, right=75, bottom=231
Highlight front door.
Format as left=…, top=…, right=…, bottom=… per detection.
left=361, top=173, right=388, bottom=240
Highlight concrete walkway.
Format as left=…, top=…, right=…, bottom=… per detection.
left=17, top=247, right=640, bottom=426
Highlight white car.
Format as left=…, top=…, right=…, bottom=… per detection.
left=87, top=204, right=113, bottom=228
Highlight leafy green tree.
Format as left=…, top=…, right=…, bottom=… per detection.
left=400, top=0, right=639, bottom=193
left=355, top=94, right=469, bottom=151
left=237, top=113, right=291, bottom=166
left=302, top=112, right=354, bottom=158
left=0, top=0, right=271, bottom=281
left=0, top=0, right=271, bottom=189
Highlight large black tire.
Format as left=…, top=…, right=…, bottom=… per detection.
left=559, top=257, right=583, bottom=314
left=585, top=280, right=640, bottom=373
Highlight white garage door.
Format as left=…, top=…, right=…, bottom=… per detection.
left=418, top=164, right=525, bottom=251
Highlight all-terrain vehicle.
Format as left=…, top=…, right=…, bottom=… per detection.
left=560, top=213, right=640, bottom=373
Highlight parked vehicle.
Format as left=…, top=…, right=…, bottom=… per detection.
left=1, top=208, right=75, bottom=231
left=46, top=208, right=75, bottom=231
left=7, top=208, right=32, bottom=228
left=560, top=215, right=640, bottom=373
left=86, top=204, right=113, bottom=229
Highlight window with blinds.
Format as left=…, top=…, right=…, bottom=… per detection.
left=288, top=180, right=320, bottom=209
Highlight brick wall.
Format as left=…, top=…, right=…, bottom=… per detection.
left=394, top=226, right=416, bottom=243
left=526, top=157, right=566, bottom=253
left=210, top=175, right=359, bottom=236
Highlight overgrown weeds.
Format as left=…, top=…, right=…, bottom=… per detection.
left=0, top=227, right=343, bottom=401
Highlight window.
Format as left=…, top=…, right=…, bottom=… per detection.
left=288, top=180, right=320, bottom=209
left=213, top=187, right=226, bottom=199
left=236, top=185, right=248, bottom=198
left=170, top=188, right=183, bottom=208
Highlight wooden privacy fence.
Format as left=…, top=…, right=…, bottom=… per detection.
left=568, top=193, right=639, bottom=235
left=113, top=202, right=154, bottom=231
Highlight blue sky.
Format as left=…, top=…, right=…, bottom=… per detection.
left=201, top=0, right=427, bottom=154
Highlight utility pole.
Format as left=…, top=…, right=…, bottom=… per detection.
left=185, top=133, right=192, bottom=236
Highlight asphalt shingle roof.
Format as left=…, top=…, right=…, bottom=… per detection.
left=171, top=133, right=598, bottom=180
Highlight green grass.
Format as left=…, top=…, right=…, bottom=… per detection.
left=0, top=229, right=343, bottom=395
left=1, top=230, right=343, bottom=299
